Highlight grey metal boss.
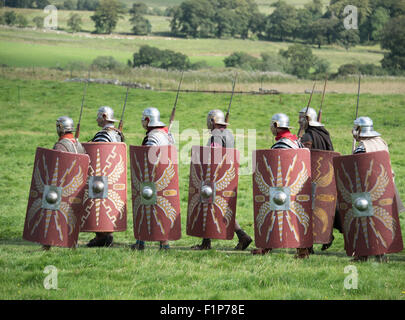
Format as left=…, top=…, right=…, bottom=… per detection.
left=141, top=107, right=166, bottom=130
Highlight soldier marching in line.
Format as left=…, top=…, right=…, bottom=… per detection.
left=297, top=107, right=342, bottom=253
left=40, top=116, right=87, bottom=251
left=85, top=106, right=125, bottom=248
left=131, top=107, right=177, bottom=251
left=348, top=116, right=405, bottom=262
left=190, top=109, right=252, bottom=251
left=252, top=113, right=312, bottom=259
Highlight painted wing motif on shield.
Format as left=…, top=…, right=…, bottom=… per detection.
left=255, top=155, right=310, bottom=243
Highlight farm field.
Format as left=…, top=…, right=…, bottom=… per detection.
left=0, top=75, right=404, bottom=300
left=0, top=26, right=385, bottom=73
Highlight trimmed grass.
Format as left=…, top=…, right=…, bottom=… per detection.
left=0, top=76, right=404, bottom=300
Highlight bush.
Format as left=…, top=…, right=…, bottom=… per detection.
left=132, top=45, right=191, bottom=70
left=16, top=14, right=28, bottom=27
left=32, top=16, right=43, bottom=28
left=3, top=11, right=17, bottom=25
left=337, top=64, right=359, bottom=76
left=91, top=56, right=122, bottom=71
left=224, top=52, right=261, bottom=71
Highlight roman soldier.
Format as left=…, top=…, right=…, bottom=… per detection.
left=84, top=106, right=126, bottom=248
left=348, top=116, right=404, bottom=261
left=190, top=109, right=252, bottom=251
left=298, top=107, right=342, bottom=252
left=23, top=116, right=89, bottom=250
left=252, top=113, right=313, bottom=259
left=131, top=107, right=178, bottom=250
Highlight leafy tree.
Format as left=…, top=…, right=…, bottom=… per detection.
left=35, top=0, right=50, bottom=9
left=264, top=0, right=299, bottom=41
left=129, top=3, right=152, bottom=35
left=67, top=13, right=82, bottom=33
left=3, top=11, right=17, bottom=25
left=224, top=52, right=261, bottom=70
left=381, top=15, right=405, bottom=71
left=91, top=56, right=122, bottom=70
left=91, top=0, right=124, bottom=34
left=77, top=0, right=99, bottom=11
left=369, top=7, right=390, bottom=41
left=280, top=44, right=316, bottom=78
left=16, top=13, right=28, bottom=27
left=32, top=16, right=43, bottom=28
left=63, top=0, right=76, bottom=10
left=130, top=14, right=151, bottom=35
left=337, top=29, right=360, bottom=50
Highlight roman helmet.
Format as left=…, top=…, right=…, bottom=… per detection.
left=56, top=116, right=74, bottom=137
left=141, top=107, right=166, bottom=130
left=97, top=106, right=118, bottom=127
left=271, top=113, right=292, bottom=136
left=206, top=109, right=229, bottom=130
left=352, top=116, right=381, bottom=140
left=298, top=107, right=323, bottom=129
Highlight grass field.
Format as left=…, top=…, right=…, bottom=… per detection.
left=0, top=26, right=385, bottom=73
left=0, top=75, right=404, bottom=300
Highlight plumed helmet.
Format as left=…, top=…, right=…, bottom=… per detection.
left=271, top=113, right=292, bottom=129
left=353, top=116, right=381, bottom=138
left=207, top=109, right=229, bottom=130
left=56, top=116, right=74, bottom=136
left=299, top=107, right=323, bottom=127
left=142, top=107, right=166, bottom=130
left=97, top=106, right=118, bottom=123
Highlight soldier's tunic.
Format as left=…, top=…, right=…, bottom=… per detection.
left=354, top=137, right=405, bottom=213
left=53, top=133, right=85, bottom=154
left=208, top=128, right=235, bottom=148
left=142, top=127, right=174, bottom=146
left=92, top=123, right=124, bottom=143
left=272, top=130, right=304, bottom=150
left=300, top=126, right=334, bottom=151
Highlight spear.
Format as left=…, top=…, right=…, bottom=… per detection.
left=297, top=81, right=316, bottom=139
left=118, top=86, right=130, bottom=132
left=317, top=74, right=328, bottom=122
left=352, top=75, right=361, bottom=153
left=168, top=71, right=184, bottom=132
left=225, top=73, right=237, bottom=124
left=75, top=81, right=88, bottom=139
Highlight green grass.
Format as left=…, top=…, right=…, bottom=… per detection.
left=0, top=76, right=404, bottom=300
left=0, top=27, right=385, bottom=72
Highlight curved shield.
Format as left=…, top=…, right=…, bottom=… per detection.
left=130, top=145, right=181, bottom=241
left=23, top=147, right=89, bottom=248
left=253, top=148, right=312, bottom=249
left=81, top=142, right=127, bottom=232
left=186, top=146, right=239, bottom=240
left=311, top=150, right=341, bottom=244
left=333, top=150, right=403, bottom=257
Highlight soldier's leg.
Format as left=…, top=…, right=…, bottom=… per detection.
left=87, top=232, right=113, bottom=247
left=42, top=245, right=51, bottom=251
left=234, top=220, right=252, bottom=251
left=159, top=240, right=170, bottom=250
left=295, top=248, right=310, bottom=259
left=191, top=238, right=211, bottom=250
left=251, top=248, right=272, bottom=255
left=131, top=239, right=145, bottom=250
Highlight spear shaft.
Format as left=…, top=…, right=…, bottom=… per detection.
left=225, top=73, right=237, bottom=124
left=297, top=81, right=316, bottom=139
left=75, top=81, right=88, bottom=139
left=118, top=87, right=130, bottom=132
left=168, top=71, right=184, bottom=132
left=352, top=75, right=361, bottom=153
left=317, top=74, right=328, bottom=122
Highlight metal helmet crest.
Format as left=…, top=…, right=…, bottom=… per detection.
left=207, top=109, right=229, bottom=130
left=56, top=116, right=74, bottom=136
left=353, top=116, right=381, bottom=139
left=142, top=107, right=166, bottom=130
left=299, top=107, right=323, bottom=127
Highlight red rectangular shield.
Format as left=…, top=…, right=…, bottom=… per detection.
left=334, top=150, right=403, bottom=257
left=186, top=146, right=240, bottom=240
left=23, top=147, right=89, bottom=248
left=253, top=148, right=312, bottom=248
left=311, top=150, right=341, bottom=244
left=81, top=142, right=127, bottom=232
left=130, top=145, right=181, bottom=241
